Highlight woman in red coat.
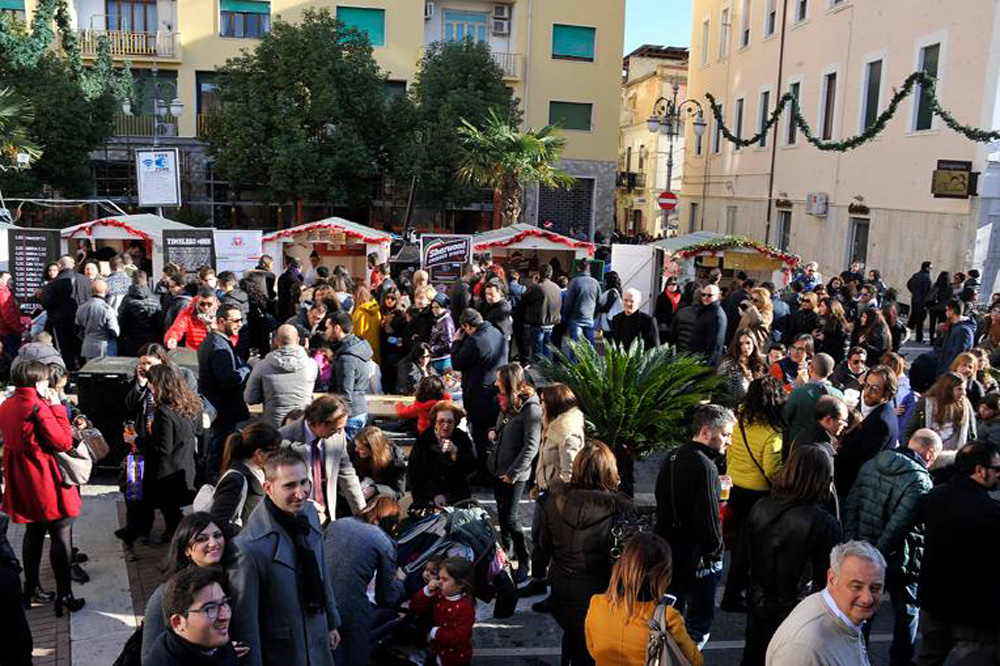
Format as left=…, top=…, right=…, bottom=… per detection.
left=0, top=360, right=85, bottom=615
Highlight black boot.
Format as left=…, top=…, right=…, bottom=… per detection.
left=23, top=585, right=55, bottom=608
left=54, top=594, right=85, bottom=617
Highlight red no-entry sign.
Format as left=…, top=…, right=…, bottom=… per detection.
left=658, top=191, right=678, bottom=210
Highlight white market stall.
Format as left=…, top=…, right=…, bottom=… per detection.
left=473, top=223, right=595, bottom=277
left=60, top=214, right=197, bottom=280
left=0, top=220, right=12, bottom=271
left=650, top=232, right=800, bottom=288
left=261, top=218, right=392, bottom=282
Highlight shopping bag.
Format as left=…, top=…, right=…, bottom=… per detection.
left=124, top=452, right=144, bottom=502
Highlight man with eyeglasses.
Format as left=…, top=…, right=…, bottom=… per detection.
left=830, top=347, right=868, bottom=393
left=689, top=284, right=727, bottom=366
left=199, top=304, right=251, bottom=483
left=146, top=566, right=240, bottom=666
left=230, top=448, right=341, bottom=666
left=917, top=441, right=1000, bottom=665
left=835, top=366, right=899, bottom=503
left=790, top=394, right=849, bottom=461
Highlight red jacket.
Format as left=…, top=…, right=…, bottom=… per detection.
left=0, top=285, right=25, bottom=336
left=395, top=392, right=452, bottom=434
left=164, top=299, right=211, bottom=349
left=0, top=388, right=79, bottom=523
left=410, top=585, right=474, bottom=666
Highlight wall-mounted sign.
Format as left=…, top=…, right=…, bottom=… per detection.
left=214, top=230, right=262, bottom=274
left=136, top=148, right=182, bottom=207
left=932, top=160, right=979, bottom=199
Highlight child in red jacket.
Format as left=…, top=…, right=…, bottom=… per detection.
left=408, top=556, right=475, bottom=666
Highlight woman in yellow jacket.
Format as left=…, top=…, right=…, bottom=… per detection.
left=585, top=532, right=703, bottom=666
left=720, top=374, right=785, bottom=610
left=351, top=284, right=382, bottom=364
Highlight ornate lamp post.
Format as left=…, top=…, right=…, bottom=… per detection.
left=647, top=82, right=706, bottom=195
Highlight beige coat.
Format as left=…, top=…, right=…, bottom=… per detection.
left=535, top=407, right=586, bottom=490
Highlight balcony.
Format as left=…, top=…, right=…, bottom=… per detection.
left=77, top=29, right=181, bottom=61
left=490, top=51, right=522, bottom=80
left=114, top=113, right=181, bottom=138
left=616, top=171, right=646, bottom=191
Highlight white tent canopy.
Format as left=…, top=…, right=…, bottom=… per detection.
left=60, top=214, right=196, bottom=279
left=473, top=223, right=594, bottom=260
left=261, top=217, right=393, bottom=280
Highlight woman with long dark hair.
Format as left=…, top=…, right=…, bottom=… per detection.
left=904, top=371, right=976, bottom=460
left=378, top=287, right=406, bottom=392
left=140, top=512, right=231, bottom=663
left=718, top=331, right=767, bottom=403
left=727, top=446, right=843, bottom=665
left=857, top=309, right=892, bottom=362
left=927, top=271, right=953, bottom=345
left=395, top=342, right=435, bottom=396
left=487, top=363, right=542, bottom=583
left=815, top=297, right=850, bottom=364
left=0, top=361, right=83, bottom=614
left=212, top=421, right=281, bottom=536
left=144, top=364, right=202, bottom=541
left=596, top=271, right=623, bottom=336
left=350, top=426, right=407, bottom=501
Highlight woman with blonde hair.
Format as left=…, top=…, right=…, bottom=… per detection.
left=585, top=533, right=703, bottom=666
left=904, top=371, right=976, bottom=460
left=351, top=284, right=382, bottom=364
left=732, top=287, right=773, bottom=351
left=970, top=347, right=997, bottom=401
left=950, top=351, right=986, bottom=409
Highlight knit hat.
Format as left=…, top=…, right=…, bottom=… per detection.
left=433, top=292, right=449, bottom=308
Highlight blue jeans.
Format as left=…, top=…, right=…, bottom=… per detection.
left=674, top=561, right=722, bottom=647
left=345, top=414, right=368, bottom=442
left=529, top=325, right=553, bottom=360
left=568, top=320, right=596, bottom=345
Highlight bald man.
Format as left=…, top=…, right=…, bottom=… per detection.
left=244, top=324, right=319, bottom=427
left=75, top=278, right=120, bottom=359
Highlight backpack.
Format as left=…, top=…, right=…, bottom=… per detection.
left=191, top=469, right=248, bottom=526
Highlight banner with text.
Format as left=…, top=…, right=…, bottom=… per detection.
left=9, top=228, right=61, bottom=315
left=136, top=148, right=182, bottom=207
left=162, top=229, right=217, bottom=272
left=214, top=230, right=263, bottom=275
left=421, top=234, right=472, bottom=285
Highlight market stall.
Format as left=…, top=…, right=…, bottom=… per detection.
left=261, top=217, right=392, bottom=281
left=472, top=223, right=595, bottom=277
left=650, top=232, right=800, bottom=289
left=61, top=214, right=197, bottom=280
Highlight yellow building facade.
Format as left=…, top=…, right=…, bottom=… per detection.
left=18, top=0, right=624, bottom=234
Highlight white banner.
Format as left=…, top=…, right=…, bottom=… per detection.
left=136, top=148, right=181, bottom=207
left=214, top=230, right=263, bottom=275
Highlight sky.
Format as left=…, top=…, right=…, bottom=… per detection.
left=624, top=0, right=692, bottom=54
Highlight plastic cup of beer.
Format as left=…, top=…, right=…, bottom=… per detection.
left=124, top=420, right=137, bottom=439
left=720, top=475, right=733, bottom=501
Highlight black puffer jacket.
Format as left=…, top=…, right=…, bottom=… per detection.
left=671, top=304, right=698, bottom=353
left=728, top=495, right=842, bottom=612
left=119, top=284, right=163, bottom=356
left=479, top=298, right=513, bottom=341
left=222, top=288, right=250, bottom=319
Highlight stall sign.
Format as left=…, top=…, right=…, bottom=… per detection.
left=9, top=228, right=60, bottom=315
left=421, top=234, right=472, bottom=283
left=214, top=230, right=262, bottom=274
left=163, top=229, right=217, bottom=272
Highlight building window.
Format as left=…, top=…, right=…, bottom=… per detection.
left=701, top=19, right=711, bottom=66
left=758, top=90, right=770, bottom=147
left=337, top=6, right=386, bottom=46
left=734, top=98, right=745, bottom=149
left=776, top=210, right=791, bottom=251
left=795, top=0, right=807, bottom=22
left=786, top=81, right=800, bottom=145
left=719, top=7, right=730, bottom=58
left=637, top=145, right=645, bottom=172
left=107, top=0, right=156, bottom=32
left=0, top=0, right=25, bottom=21
left=849, top=217, right=869, bottom=266
left=538, top=177, right=594, bottom=238
left=130, top=69, right=179, bottom=115
left=862, top=59, right=882, bottom=131
left=549, top=101, right=593, bottom=131
left=713, top=109, right=724, bottom=153
left=196, top=72, right=222, bottom=115
left=914, top=43, right=940, bottom=131
left=441, top=9, right=487, bottom=43
left=220, top=0, right=270, bottom=38
left=552, top=24, right=596, bottom=62
left=821, top=71, right=837, bottom=140
left=625, top=146, right=632, bottom=172
left=690, top=202, right=700, bottom=232
left=726, top=206, right=737, bottom=234
left=739, top=0, right=751, bottom=47
left=764, top=0, right=776, bottom=36
left=383, top=80, right=407, bottom=97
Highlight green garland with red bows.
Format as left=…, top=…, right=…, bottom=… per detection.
left=675, top=234, right=800, bottom=267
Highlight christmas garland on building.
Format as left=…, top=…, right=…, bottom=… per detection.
left=675, top=234, right=800, bottom=267
left=706, top=71, right=1000, bottom=152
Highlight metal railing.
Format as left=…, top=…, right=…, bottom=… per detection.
left=490, top=51, right=522, bottom=79
left=77, top=29, right=181, bottom=59
left=114, top=113, right=180, bottom=137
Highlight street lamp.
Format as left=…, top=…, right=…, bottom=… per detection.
left=647, top=82, right=706, bottom=194
left=121, top=77, right=184, bottom=146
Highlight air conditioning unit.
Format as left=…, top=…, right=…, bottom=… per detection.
left=806, top=192, right=829, bottom=216
left=493, top=4, right=511, bottom=19
left=424, top=1, right=434, bottom=19
left=492, top=18, right=509, bottom=35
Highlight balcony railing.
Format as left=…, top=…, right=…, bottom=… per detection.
left=77, top=29, right=181, bottom=60
left=114, top=113, right=181, bottom=137
left=490, top=51, right=522, bottom=80
left=616, top=171, right=646, bottom=190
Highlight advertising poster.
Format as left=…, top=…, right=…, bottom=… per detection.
left=420, top=234, right=472, bottom=284
left=162, top=228, right=216, bottom=272
left=9, top=228, right=61, bottom=315
left=214, top=230, right=263, bottom=275
left=136, top=148, right=181, bottom=207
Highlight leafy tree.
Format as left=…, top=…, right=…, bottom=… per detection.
left=206, top=9, right=418, bottom=211
left=410, top=39, right=518, bottom=212
left=458, top=109, right=574, bottom=226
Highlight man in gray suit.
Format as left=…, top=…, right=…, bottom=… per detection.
left=229, top=448, right=341, bottom=666
left=279, top=395, right=365, bottom=524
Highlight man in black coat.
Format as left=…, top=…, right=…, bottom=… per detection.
left=609, top=287, right=659, bottom=350
left=448, top=263, right=474, bottom=327
left=119, top=270, right=163, bottom=357
left=918, top=441, right=1000, bottom=665
left=276, top=257, right=304, bottom=322
left=906, top=261, right=933, bottom=344
left=835, top=366, right=899, bottom=501
left=39, top=256, right=91, bottom=370
left=688, top=283, right=727, bottom=366
left=451, top=309, right=507, bottom=465
left=655, top=404, right=735, bottom=647
left=722, top=278, right=753, bottom=346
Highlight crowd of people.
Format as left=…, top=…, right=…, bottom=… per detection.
left=0, top=246, right=998, bottom=666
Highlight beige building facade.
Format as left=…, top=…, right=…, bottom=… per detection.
left=617, top=45, right=688, bottom=238
left=681, top=0, right=1000, bottom=294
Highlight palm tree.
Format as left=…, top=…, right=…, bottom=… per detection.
left=457, top=109, right=575, bottom=226
left=0, top=87, right=41, bottom=169
left=538, top=339, right=722, bottom=496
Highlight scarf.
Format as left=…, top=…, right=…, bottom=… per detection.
left=263, top=496, right=327, bottom=614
